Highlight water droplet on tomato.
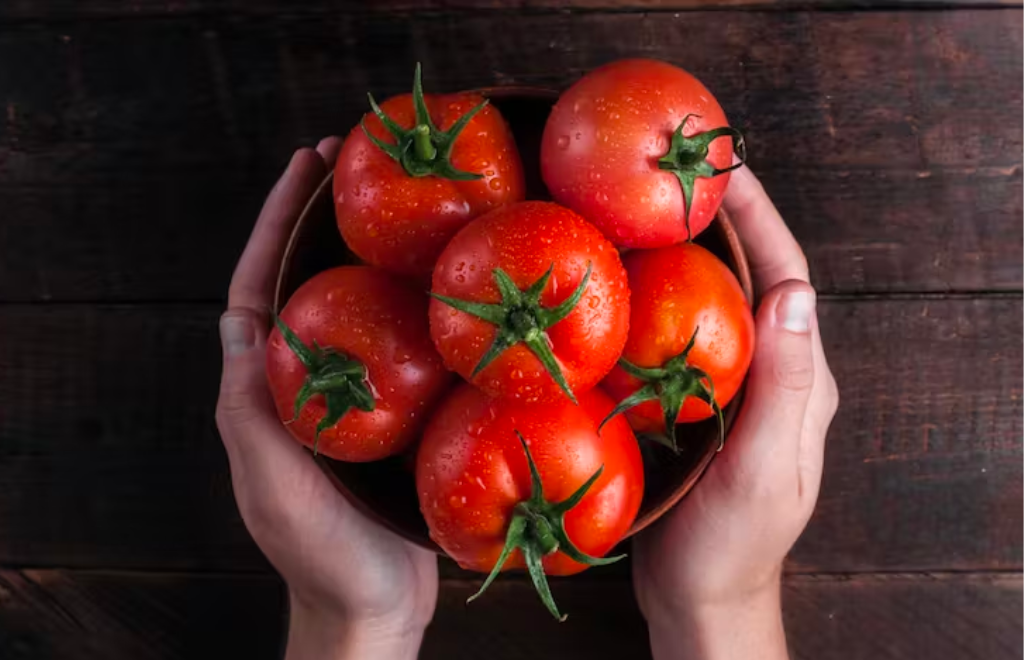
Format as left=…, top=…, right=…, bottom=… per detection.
left=455, top=274, right=466, bottom=283
left=488, top=178, right=503, bottom=191
left=556, top=135, right=570, bottom=150
left=449, top=495, right=466, bottom=509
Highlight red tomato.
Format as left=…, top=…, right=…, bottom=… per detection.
left=416, top=384, right=643, bottom=619
left=541, top=58, right=745, bottom=247
left=601, top=242, right=754, bottom=450
left=429, top=201, right=630, bottom=404
left=267, top=266, right=453, bottom=462
left=335, top=65, right=524, bottom=276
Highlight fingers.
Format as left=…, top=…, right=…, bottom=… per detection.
left=724, top=280, right=817, bottom=487
left=216, top=308, right=279, bottom=449
left=218, top=137, right=341, bottom=455
left=316, top=136, right=342, bottom=165
left=228, top=141, right=339, bottom=313
left=723, top=166, right=809, bottom=293
left=797, top=321, right=839, bottom=496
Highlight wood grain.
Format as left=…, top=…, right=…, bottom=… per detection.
left=0, top=11, right=1020, bottom=301
left=1, top=0, right=1019, bottom=20
left=0, top=570, right=1019, bottom=660
left=0, top=297, right=1018, bottom=573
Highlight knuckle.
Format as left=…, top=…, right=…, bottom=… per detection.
left=216, top=390, right=262, bottom=432
left=773, top=355, right=815, bottom=392
left=238, top=495, right=285, bottom=546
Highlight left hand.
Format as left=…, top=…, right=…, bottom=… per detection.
left=215, top=139, right=437, bottom=660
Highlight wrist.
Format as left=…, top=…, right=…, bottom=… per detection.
left=646, top=574, right=787, bottom=660
left=285, top=592, right=426, bottom=660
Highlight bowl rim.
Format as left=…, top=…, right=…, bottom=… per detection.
left=272, top=85, right=755, bottom=553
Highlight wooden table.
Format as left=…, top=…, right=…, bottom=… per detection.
left=0, top=2, right=1020, bottom=658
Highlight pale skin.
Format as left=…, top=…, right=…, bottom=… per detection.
left=215, top=139, right=838, bottom=660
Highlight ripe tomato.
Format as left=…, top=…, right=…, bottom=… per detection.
left=541, top=58, right=745, bottom=247
left=335, top=65, right=524, bottom=276
left=266, top=266, right=453, bottom=462
left=428, top=201, right=630, bottom=404
left=416, top=383, right=644, bottom=619
left=601, top=242, right=754, bottom=450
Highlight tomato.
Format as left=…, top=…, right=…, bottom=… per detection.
left=601, top=242, right=754, bottom=450
left=335, top=65, right=524, bottom=276
left=540, top=58, right=745, bottom=247
left=428, top=201, right=630, bottom=405
left=267, top=266, right=453, bottom=462
left=416, top=383, right=643, bottom=619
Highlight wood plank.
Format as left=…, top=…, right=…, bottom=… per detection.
left=0, top=297, right=1018, bottom=573
left=0, top=11, right=1020, bottom=301
left=0, top=570, right=1019, bottom=660
left=793, top=295, right=1023, bottom=571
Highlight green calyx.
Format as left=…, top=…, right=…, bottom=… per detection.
left=361, top=62, right=488, bottom=181
left=657, top=114, right=747, bottom=241
left=431, top=262, right=592, bottom=404
left=274, top=317, right=375, bottom=455
left=600, top=326, right=724, bottom=454
left=467, top=431, right=625, bottom=621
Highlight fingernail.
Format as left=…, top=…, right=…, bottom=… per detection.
left=220, top=312, right=256, bottom=356
left=775, top=289, right=815, bottom=334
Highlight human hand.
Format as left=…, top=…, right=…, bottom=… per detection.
left=632, top=166, right=839, bottom=659
left=215, top=141, right=438, bottom=660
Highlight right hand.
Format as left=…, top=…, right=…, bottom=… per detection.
left=632, top=165, right=839, bottom=659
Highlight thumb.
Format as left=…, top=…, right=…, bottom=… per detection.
left=216, top=308, right=278, bottom=438
left=726, top=280, right=817, bottom=471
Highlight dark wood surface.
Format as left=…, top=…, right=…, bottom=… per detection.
left=1, top=12, right=1021, bottom=302
left=0, top=570, right=1020, bottom=660
left=0, top=3, right=1021, bottom=659
left=0, top=0, right=1019, bottom=20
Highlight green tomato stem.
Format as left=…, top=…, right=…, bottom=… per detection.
left=412, top=124, right=436, bottom=162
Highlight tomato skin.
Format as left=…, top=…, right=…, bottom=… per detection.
left=335, top=92, right=525, bottom=276
left=429, top=201, right=630, bottom=404
left=541, top=58, right=734, bottom=247
left=416, top=384, right=644, bottom=575
left=267, top=266, right=453, bottom=462
left=601, top=243, right=754, bottom=434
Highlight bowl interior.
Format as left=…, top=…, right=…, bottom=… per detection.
left=274, top=88, right=753, bottom=553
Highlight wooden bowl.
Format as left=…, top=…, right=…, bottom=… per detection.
left=273, top=87, right=754, bottom=552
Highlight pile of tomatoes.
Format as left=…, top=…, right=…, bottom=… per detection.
left=266, top=59, right=755, bottom=620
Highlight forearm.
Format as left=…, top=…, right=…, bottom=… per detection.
left=285, top=593, right=425, bottom=660
left=647, top=580, right=788, bottom=660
